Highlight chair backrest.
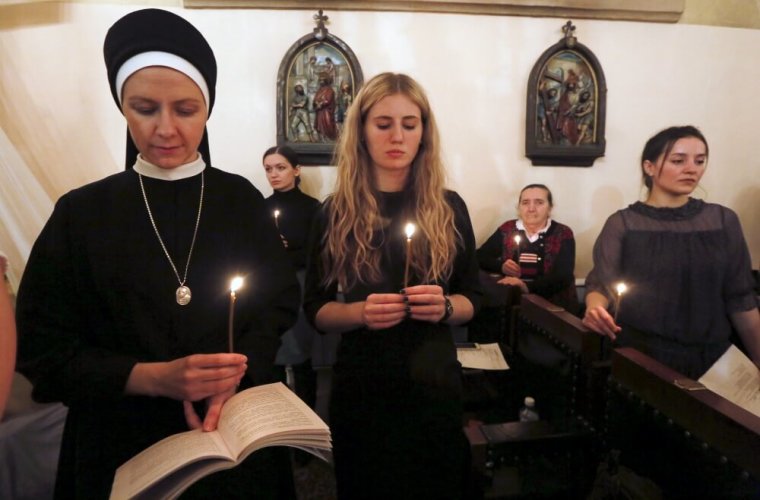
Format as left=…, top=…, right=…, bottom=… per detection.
left=513, top=294, right=606, bottom=423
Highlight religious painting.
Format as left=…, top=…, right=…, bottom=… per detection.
left=276, top=10, right=363, bottom=165
left=525, top=21, right=607, bottom=167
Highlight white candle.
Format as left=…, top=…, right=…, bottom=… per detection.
left=273, top=210, right=280, bottom=230
left=513, top=233, right=522, bottom=262
left=228, top=276, right=244, bottom=352
left=613, top=282, right=627, bottom=323
left=404, top=223, right=416, bottom=289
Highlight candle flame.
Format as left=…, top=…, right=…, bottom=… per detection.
left=405, top=223, right=416, bottom=239
left=230, top=276, right=244, bottom=293
left=273, top=210, right=280, bottom=218
left=514, top=234, right=521, bottom=244
left=616, top=282, right=627, bottom=296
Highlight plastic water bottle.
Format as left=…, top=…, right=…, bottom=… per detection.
left=519, top=396, right=540, bottom=422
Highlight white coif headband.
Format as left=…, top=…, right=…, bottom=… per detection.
left=115, top=51, right=210, bottom=114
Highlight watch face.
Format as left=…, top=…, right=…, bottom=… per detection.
left=443, top=296, right=453, bottom=321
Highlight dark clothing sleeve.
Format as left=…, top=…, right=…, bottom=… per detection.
left=448, top=192, right=483, bottom=315
left=585, top=211, right=626, bottom=302
left=303, top=202, right=337, bottom=331
left=476, top=228, right=506, bottom=274
left=16, top=195, right=137, bottom=405
left=721, top=207, right=758, bottom=314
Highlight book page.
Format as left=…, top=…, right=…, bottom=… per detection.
left=457, top=343, right=510, bottom=370
left=217, top=382, right=330, bottom=459
left=698, top=344, right=760, bottom=418
left=110, top=429, right=231, bottom=500
left=135, top=456, right=238, bottom=500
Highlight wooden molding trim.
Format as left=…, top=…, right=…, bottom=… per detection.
left=184, top=0, right=684, bottom=23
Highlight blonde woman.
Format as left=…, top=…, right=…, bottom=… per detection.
left=304, top=73, right=482, bottom=499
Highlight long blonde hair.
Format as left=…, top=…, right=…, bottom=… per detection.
left=321, top=72, right=460, bottom=290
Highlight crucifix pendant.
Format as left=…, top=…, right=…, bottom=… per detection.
left=176, top=285, right=192, bottom=305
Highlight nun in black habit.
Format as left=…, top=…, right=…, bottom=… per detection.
left=15, top=9, right=299, bottom=498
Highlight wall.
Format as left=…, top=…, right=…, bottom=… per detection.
left=1, top=1, right=759, bottom=288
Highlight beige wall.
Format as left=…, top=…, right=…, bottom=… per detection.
left=683, top=0, right=760, bottom=29
left=1, top=1, right=759, bottom=286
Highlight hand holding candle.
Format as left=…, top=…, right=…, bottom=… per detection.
left=404, top=223, right=415, bottom=289
left=613, top=282, right=627, bottom=323
left=228, top=276, right=244, bottom=352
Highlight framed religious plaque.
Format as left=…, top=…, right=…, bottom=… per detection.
left=276, top=10, right=363, bottom=165
left=525, top=21, right=607, bottom=167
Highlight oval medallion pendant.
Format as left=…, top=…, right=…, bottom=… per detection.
left=176, top=286, right=192, bottom=305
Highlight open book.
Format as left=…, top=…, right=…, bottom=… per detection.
left=110, top=382, right=331, bottom=500
left=698, top=344, right=760, bottom=418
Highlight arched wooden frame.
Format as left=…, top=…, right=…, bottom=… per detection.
left=525, top=21, right=607, bottom=167
left=276, top=11, right=363, bottom=166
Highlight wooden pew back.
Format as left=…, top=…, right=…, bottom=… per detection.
left=607, top=347, right=760, bottom=497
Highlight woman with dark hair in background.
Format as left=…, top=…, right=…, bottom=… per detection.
left=262, top=145, right=320, bottom=423
left=583, top=125, right=760, bottom=378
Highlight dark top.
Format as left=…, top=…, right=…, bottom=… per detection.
left=264, top=187, right=321, bottom=270
left=585, top=198, right=757, bottom=378
left=16, top=167, right=299, bottom=498
left=477, top=219, right=579, bottom=313
left=303, top=189, right=482, bottom=499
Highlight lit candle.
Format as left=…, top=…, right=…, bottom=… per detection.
left=513, top=233, right=522, bottom=263
left=273, top=210, right=280, bottom=230
left=228, top=276, right=244, bottom=352
left=404, top=223, right=416, bottom=289
left=613, top=282, right=627, bottom=323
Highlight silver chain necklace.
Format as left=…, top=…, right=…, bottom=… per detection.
left=138, top=171, right=204, bottom=305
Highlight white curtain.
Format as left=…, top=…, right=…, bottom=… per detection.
left=0, top=127, right=54, bottom=291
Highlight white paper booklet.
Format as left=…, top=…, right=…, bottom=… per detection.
left=698, top=344, right=760, bottom=418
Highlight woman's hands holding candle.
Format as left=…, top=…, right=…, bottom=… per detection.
left=582, top=290, right=622, bottom=340
left=582, top=305, right=620, bottom=340
left=361, top=285, right=448, bottom=328
left=152, top=353, right=246, bottom=400
left=361, top=293, right=407, bottom=330
left=403, top=284, right=447, bottom=323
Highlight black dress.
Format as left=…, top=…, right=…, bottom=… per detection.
left=585, top=198, right=757, bottom=378
left=304, top=190, right=482, bottom=500
left=16, top=164, right=300, bottom=498
left=264, top=187, right=321, bottom=271
left=265, top=187, right=321, bottom=414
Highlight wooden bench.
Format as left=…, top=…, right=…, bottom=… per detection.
left=606, top=347, right=760, bottom=498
